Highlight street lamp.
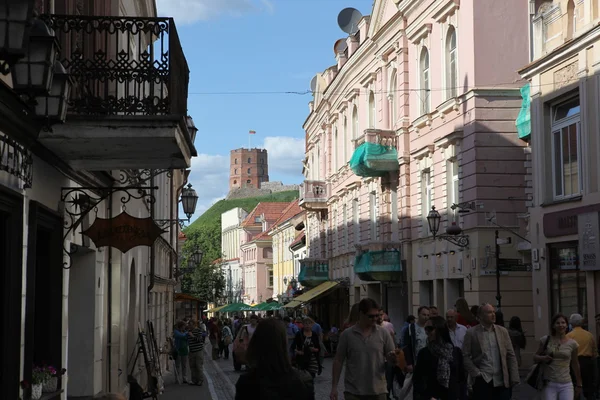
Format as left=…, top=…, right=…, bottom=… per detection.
left=34, top=60, right=72, bottom=125
left=426, top=206, right=469, bottom=248
left=181, top=183, right=199, bottom=221
left=192, top=249, right=203, bottom=265
left=0, top=0, right=35, bottom=75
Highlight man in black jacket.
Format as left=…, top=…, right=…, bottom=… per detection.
left=402, top=306, right=430, bottom=372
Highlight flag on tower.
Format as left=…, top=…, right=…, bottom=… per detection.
left=249, top=130, right=256, bottom=134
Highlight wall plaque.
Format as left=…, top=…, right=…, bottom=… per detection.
left=82, top=211, right=166, bottom=253
left=578, top=212, right=600, bottom=271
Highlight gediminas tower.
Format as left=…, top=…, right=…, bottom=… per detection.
left=229, top=148, right=269, bottom=190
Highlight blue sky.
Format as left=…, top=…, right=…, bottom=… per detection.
left=156, top=0, right=372, bottom=220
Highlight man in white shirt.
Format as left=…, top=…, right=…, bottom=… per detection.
left=446, top=308, right=467, bottom=348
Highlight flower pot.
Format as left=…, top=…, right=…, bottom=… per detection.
left=31, top=383, right=43, bottom=400
left=42, top=376, right=58, bottom=393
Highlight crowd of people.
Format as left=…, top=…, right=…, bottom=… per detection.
left=167, top=297, right=599, bottom=400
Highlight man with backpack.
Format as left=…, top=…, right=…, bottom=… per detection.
left=188, top=319, right=207, bottom=386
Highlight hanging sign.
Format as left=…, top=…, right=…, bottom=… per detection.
left=578, top=212, right=600, bottom=271
left=82, top=211, right=166, bottom=253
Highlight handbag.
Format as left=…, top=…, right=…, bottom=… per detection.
left=526, top=335, right=551, bottom=390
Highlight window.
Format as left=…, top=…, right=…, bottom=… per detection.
left=353, top=198, right=360, bottom=243
left=342, top=204, right=348, bottom=250
left=550, top=243, right=586, bottom=318
left=567, top=0, right=575, bottom=40
left=368, top=91, right=375, bottom=128
left=422, top=170, right=433, bottom=229
left=235, top=158, right=238, bottom=164
left=551, top=97, right=581, bottom=199
left=352, top=105, right=359, bottom=139
left=446, top=27, right=457, bottom=99
left=420, top=48, right=430, bottom=115
left=268, top=268, right=273, bottom=288
left=233, top=180, right=237, bottom=184
left=246, top=179, right=251, bottom=184
left=247, top=168, right=251, bottom=174
left=254, top=216, right=261, bottom=223
left=334, top=128, right=338, bottom=171
left=370, top=191, right=379, bottom=240
left=343, top=116, right=348, bottom=164
left=389, top=72, right=397, bottom=128
left=247, top=157, right=251, bottom=163
left=234, top=168, right=237, bottom=174
left=447, top=158, right=459, bottom=221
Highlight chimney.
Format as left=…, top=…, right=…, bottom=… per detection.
left=358, top=16, right=370, bottom=45
left=337, top=50, right=348, bottom=70
left=346, top=35, right=359, bottom=58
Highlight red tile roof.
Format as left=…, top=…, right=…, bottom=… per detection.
left=253, top=230, right=272, bottom=241
left=289, top=232, right=306, bottom=249
left=270, top=199, right=303, bottom=231
left=178, top=231, right=187, bottom=239
left=241, top=202, right=292, bottom=228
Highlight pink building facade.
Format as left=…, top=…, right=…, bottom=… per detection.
left=301, top=0, right=534, bottom=341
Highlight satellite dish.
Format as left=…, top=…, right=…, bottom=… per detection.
left=337, top=7, right=363, bottom=35
left=333, top=38, right=348, bottom=55
left=310, top=75, right=318, bottom=93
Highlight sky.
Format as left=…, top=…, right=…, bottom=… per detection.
left=155, top=0, right=373, bottom=221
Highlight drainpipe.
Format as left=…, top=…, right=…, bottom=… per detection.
left=169, top=171, right=174, bottom=280
left=148, top=170, right=156, bottom=294
left=107, top=191, right=113, bottom=392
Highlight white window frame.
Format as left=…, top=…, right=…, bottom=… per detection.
left=389, top=72, right=397, bottom=128
left=447, top=158, right=459, bottom=221
left=343, top=116, right=348, bottom=166
left=368, top=91, right=376, bottom=128
left=422, top=169, right=433, bottom=229
left=334, top=128, right=338, bottom=171
left=342, top=204, right=348, bottom=251
left=353, top=198, right=360, bottom=244
left=551, top=97, right=582, bottom=200
left=352, top=105, right=359, bottom=140
left=446, top=26, right=457, bottom=100
left=420, top=48, right=430, bottom=115
left=369, top=190, right=379, bottom=240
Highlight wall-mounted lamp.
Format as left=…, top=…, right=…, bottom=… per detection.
left=449, top=250, right=456, bottom=255
left=435, top=253, right=441, bottom=258
left=427, top=206, right=470, bottom=248
left=423, top=255, right=429, bottom=259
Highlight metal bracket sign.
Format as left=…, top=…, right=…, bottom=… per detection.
left=498, top=258, right=531, bottom=272
left=0, top=134, right=33, bottom=188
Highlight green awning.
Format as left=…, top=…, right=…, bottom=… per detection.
left=516, top=83, right=531, bottom=140
left=350, top=142, right=399, bottom=177
left=218, top=303, right=254, bottom=312
left=253, top=302, right=282, bottom=311
left=354, top=250, right=402, bottom=282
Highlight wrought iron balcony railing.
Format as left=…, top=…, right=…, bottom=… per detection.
left=41, top=14, right=189, bottom=117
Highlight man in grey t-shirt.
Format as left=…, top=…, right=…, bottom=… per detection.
left=331, top=298, right=396, bottom=400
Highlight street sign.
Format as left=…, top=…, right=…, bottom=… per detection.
left=496, top=237, right=512, bottom=245
left=498, top=258, right=531, bottom=272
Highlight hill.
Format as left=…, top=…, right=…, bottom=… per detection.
left=186, top=189, right=300, bottom=232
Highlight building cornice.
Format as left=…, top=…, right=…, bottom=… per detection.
left=406, top=23, right=432, bottom=44
left=431, top=0, right=460, bottom=23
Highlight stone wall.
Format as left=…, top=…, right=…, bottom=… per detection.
left=226, top=181, right=300, bottom=200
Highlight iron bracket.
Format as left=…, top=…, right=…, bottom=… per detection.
left=117, top=169, right=175, bottom=186
left=60, top=185, right=158, bottom=269
left=154, top=218, right=189, bottom=229
left=434, top=234, right=470, bottom=248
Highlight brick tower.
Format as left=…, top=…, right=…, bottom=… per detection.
left=229, top=148, right=269, bottom=190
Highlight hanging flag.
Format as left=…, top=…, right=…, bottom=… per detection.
left=249, top=130, right=256, bottom=134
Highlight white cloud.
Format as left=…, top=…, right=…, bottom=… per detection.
left=156, top=0, right=272, bottom=25
left=262, top=136, right=305, bottom=177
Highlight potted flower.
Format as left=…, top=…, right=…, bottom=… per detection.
left=31, top=367, right=50, bottom=399
left=41, top=365, right=66, bottom=393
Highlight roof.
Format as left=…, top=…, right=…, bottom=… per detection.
left=289, top=232, right=306, bottom=249
left=211, top=258, right=222, bottom=265
left=178, top=231, right=187, bottom=239
left=270, top=199, right=302, bottom=231
left=241, top=202, right=292, bottom=228
left=253, top=230, right=272, bottom=241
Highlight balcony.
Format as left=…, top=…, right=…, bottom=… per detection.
left=350, top=129, right=398, bottom=177
left=37, top=15, right=196, bottom=170
left=298, top=258, right=329, bottom=288
left=354, top=243, right=402, bottom=282
left=299, top=180, right=329, bottom=210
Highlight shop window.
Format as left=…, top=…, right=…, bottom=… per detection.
left=551, top=96, right=581, bottom=199
left=268, top=268, right=273, bottom=288
left=549, top=243, right=587, bottom=318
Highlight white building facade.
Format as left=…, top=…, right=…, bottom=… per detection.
left=221, top=207, right=248, bottom=303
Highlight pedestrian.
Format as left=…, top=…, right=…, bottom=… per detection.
left=454, top=298, right=478, bottom=328
left=566, top=313, right=595, bottom=400
left=188, top=319, right=206, bottom=386
left=446, top=309, right=467, bottom=349
left=294, top=317, right=321, bottom=378
left=462, top=303, right=519, bottom=400
left=402, top=306, right=430, bottom=372
left=377, top=308, right=398, bottom=396
left=235, top=318, right=314, bottom=399
left=310, top=315, right=325, bottom=374
left=507, top=316, right=526, bottom=367
left=330, top=298, right=396, bottom=400
left=209, top=319, right=220, bottom=360
left=341, top=303, right=360, bottom=332
left=413, top=316, right=466, bottom=400
left=221, top=320, right=233, bottom=360
left=173, top=320, right=191, bottom=384
left=399, top=315, right=416, bottom=348
left=284, top=316, right=300, bottom=360
left=429, top=305, right=439, bottom=318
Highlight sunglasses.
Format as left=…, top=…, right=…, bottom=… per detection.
left=424, top=326, right=435, bottom=333
left=366, top=313, right=379, bottom=319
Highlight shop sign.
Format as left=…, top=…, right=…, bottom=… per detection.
left=578, top=212, right=600, bottom=271
left=82, top=211, right=166, bottom=253
left=543, top=204, right=600, bottom=237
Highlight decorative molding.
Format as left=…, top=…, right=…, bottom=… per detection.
left=412, top=113, right=433, bottom=130
left=411, top=144, right=434, bottom=160
left=345, top=88, right=361, bottom=102
left=554, top=62, right=578, bottom=89
left=407, top=23, right=432, bottom=44
left=360, top=72, right=378, bottom=87
left=434, top=130, right=463, bottom=149
left=432, top=0, right=460, bottom=23
left=436, top=97, right=460, bottom=116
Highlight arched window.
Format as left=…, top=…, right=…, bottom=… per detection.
left=234, top=180, right=237, bottom=185
left=389, top=72, right=397, bottom=128
left=343, top=116, right=348, bottom=165
left=316, top=148, right=321, bottom=180
left=334, top=128, right=339, bottom=171
left=368, top=91, right=375, bottom=128
left=446, top=27, right=457, bottom=99
left=246, top=179, right=251, bottom=184
left=247, top=168, right=251, bottom=174
left=420, top=48, right=430, bottom=115
left=234, top=168, right=237, bottom=174
left=235, top=158, right=238, bottom=164
left=567, top=0, right=575, bottom=40
left=247, top=157, right=251, bottom=163
left=352, top=105, right=359, bottom=139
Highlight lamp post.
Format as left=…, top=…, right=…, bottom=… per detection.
left=0, top=0, right=35, bottom=75
left=156, top=183, right=199, bottom=228
left=426, top=206, right=470, bottom=248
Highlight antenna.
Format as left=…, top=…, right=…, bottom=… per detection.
left=309, top=75, right=318, bottom=94
left=337, top=7, right=363, bottom=35
left=333, top=38, right=348, bottom=55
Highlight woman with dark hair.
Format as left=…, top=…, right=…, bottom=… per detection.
left=454, top=298, right=477, bottom=328
left=413, top=316, right=466, bottom=400
left=508, top=316, right=526, bottom=367
left=294, top=317, right=321, bottom=377
left=533, top=313, right=582, bottom=400
left=341, top=302, right=360, bottom=332
left=235, top=318, right=314, bottom=400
